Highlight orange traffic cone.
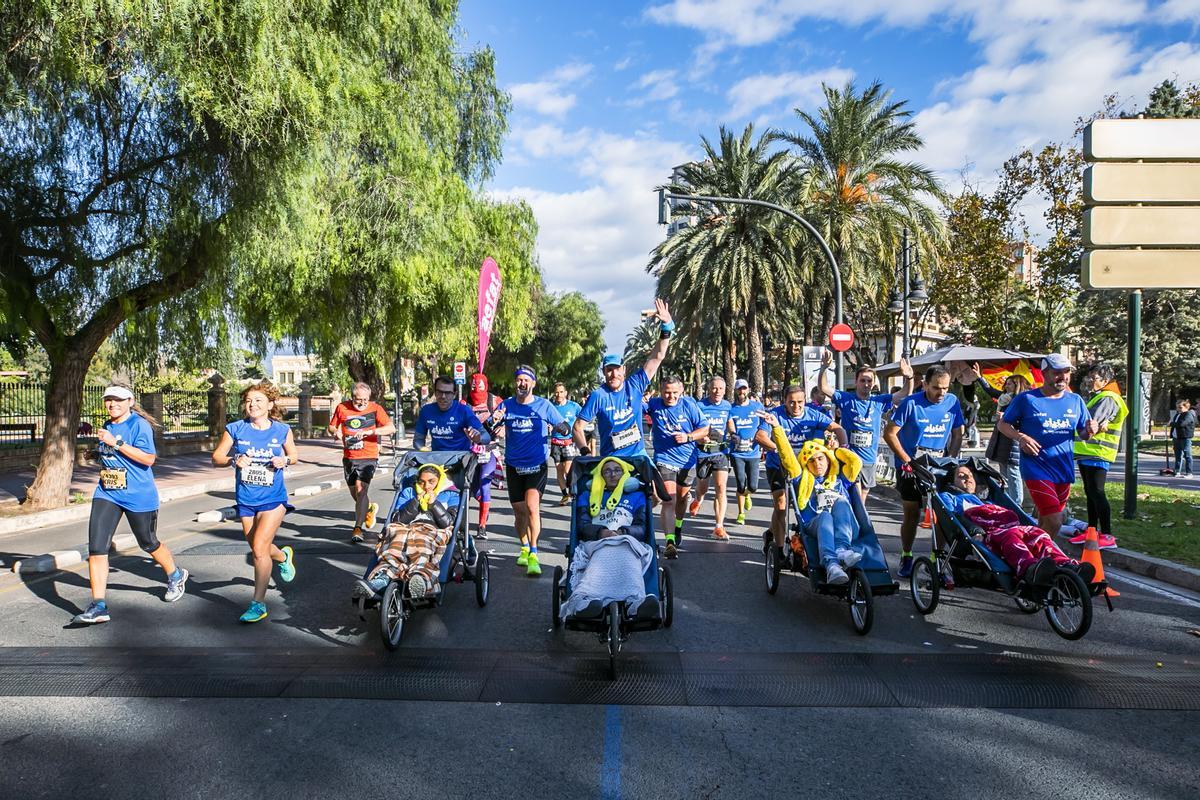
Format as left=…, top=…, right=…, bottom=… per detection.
left=919, top=505, right=934, bottom=529
left=1079, top=526, right=1119, bottom=597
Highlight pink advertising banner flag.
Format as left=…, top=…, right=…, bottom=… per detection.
left=477, top=257, right=502, bottom=372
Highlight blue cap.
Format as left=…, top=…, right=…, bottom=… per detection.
left=601, top=354, right=622, bottom=368
left=1042, top=353, right=1072, bottom=371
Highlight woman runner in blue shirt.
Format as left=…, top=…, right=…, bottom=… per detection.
left=71, top=386, right=189, bottom=624
left=212, top=381, right=299, bottom=623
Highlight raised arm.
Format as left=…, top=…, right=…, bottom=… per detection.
left=641, top=298, right=674, bottom=381
left=818, top=349, right=836, bottom=398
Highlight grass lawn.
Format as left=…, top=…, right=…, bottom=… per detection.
left=1068, top=481, right=1200, bottom=568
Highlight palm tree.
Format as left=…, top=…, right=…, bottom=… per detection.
left=774, top=80, right=948, bottom=363
left=649, top=124, right=805, bottom=394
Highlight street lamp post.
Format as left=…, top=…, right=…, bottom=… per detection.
left=886, top=228, right=928, bottom=360
left=658, top=189, right=846, bottom=390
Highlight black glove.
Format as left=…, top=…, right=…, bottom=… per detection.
left=429, top=501, right=454, bottom=529
left=578, top=445, right=591, bottom=457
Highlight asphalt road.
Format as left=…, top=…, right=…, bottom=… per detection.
left=1, top=467, right=1198, bottom=799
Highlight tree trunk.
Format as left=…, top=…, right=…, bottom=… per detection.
left=346, top=352, right=387, bottom=399
left=24, top=350, right=93, bottom=510
left=782, top=339, right=795, bottom=390
left=720, top=311, right=736, bottom=386
left=820, top=293, right=835, bottom=342
left=746, top=304, right=764, bottom=396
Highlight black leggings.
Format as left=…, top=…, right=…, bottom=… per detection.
left=1078, top=464, right=1111, bottom=537
left=88, top=498, right=161, bottom=556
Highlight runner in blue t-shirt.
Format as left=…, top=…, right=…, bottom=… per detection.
left=882, top=365, right=966, bottom=578
left=550, top=382, right=584, bottom=504
left=71, top=386, right=189, bottom=625
left=413, top=376, right=485, bottom=452
left=212, top=381, right=300, bottom=624
left=997, top=354, right=1098, bottom=537
left=574, top=297, right=675, bottom=458
left=647, top=377, right=709, bottom=557
left=818, top=349, right=914, bottom=501
left=495, top=366, right=569, bottom=577
left=756, top=384, right=846, bottom=560
left=727, top=379, right=766, bottom=525
left=691, top=376, right=734, bottom=540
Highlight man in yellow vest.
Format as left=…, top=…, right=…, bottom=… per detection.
left=1072, top=363, right=1128, bottom=549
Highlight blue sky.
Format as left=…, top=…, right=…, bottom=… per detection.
left=459, top=0, right=1200, bottom=353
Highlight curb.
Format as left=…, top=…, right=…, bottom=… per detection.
left=190, top=479, right=341, bottom=522
left=1063, top=541, right=1200, bottom=593
left=11, top=533, right=142, bottom=575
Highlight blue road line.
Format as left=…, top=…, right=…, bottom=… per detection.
left=600, top=704, right=622, bottom=800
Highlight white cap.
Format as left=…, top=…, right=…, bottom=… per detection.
left=102, top=386, right=135, bottom=401
left=733, top=379, right=750, bottom=390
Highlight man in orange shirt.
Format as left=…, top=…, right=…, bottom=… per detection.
left=329, top=382, right=396, bottom=542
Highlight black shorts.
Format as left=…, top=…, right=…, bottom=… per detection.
left=343, top=458, right=378, bottom=486
left=897, top=470, right=924, bottom=503
left=88, top=498, right=161, bottom=557
left=766, top=466, right=790, bottom=493
left=696, top=453, right=729, bottom=478
left=656, top=462, right=695, bottom=488
left=550, top=441, right=579, bottom=464
left=506, top=463, right=548, bottom=503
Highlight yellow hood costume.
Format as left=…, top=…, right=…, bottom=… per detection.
left=588, top=457, right=635, bottom=516
left=767, top=424, right=862, bottom=510
left=415, top=464, right=452, bottom=510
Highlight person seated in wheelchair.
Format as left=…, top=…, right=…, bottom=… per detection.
left=562, top=457, right=658, bottom=620
left=353, top=464, right=460, bottom=600
left=794, top=439, right=864, bottom=586
left=940, top=465, right=1094, bottom=586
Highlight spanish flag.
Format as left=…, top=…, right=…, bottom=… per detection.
left=980, top=359, right=1044, bottom=392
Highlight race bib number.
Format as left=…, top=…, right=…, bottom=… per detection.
left=596, top=505, right=634, bottom=531
left=99, top=468, right=127, bottom=491
left=610, top=426, right=640, bottom=450
left=850, top=430, right=873, bottom=450
left=515, top=465, right=543, bottom=475
left=916, top=446, right=944, bottom=459
left=814, top=487, right=840, bottom=514
left=345, top=437, right=365, bottom=451
left=559, top=444, right=579, bottom=458
left=241, top=464, right=274, bottom=487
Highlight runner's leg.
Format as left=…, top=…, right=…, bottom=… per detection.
left=711, top=468, right=728, bottom=528
left=85, top=498, right=126, bottom=602
left=900, top=500, right=920, bottom=553
left=526, top=488, right=542, bottom=549
left=771, top=489, right=787, bottom=547
left=246, top=505, right=288, bottom=603
left=353, top=480, right=370, bottom=528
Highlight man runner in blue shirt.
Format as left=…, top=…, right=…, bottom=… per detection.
left=648, top=376, right=709, bottom=558
left=573, top=298, right=674, bottom=458
left=550, top=382, right=583, bottom=505
left=690, top=376, right=734, bottom=540
left=728, top=378, right=765, bottom=525
left=413, top=375, right=485, bottom=452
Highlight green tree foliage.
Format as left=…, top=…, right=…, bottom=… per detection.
left=486, top=291, right=605, bottom=398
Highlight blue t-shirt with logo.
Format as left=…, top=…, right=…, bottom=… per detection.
left=501, top=396, right=565, bottom=469
left=647, top=396, right=706, bottom=469
left=226, top=419, right=290, bottom=507
left=1002, top=389, right=1092, bottom=484
left=579, top=369, right=651, bottom=458
left=765, top=405, right=833, bottom=470
left=728, top=400, right=766, bottom=459
left=890, top=392, right=965, bottom=467
left=414, top=401, right=483, bottom=452
left=93, top=415, right=159, bottom=512
left=939, top=491, right=985, bottom=516
left=697, top=398, right=732, bottom=458
left=550, top=399, right=582, bottom=443
left=833, top=390, right=894, bottom=463
left=576, top=489, right=648, bottom=531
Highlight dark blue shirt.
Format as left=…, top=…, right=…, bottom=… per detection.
left=697, top=398, right=733, bottom=458
left=501, top=396, right=565, bottom=469
left=833, top=390, right=894, bottom=463
left=414, top=401, right=483, bottom=452
left=764, top=405, right=833, bottom=471
left=728, top=399, right=766, bottom=459
left=226, top=419, right=290, bottom=508
left=647, top=396, right=706, bottom=470
left=579, top=369, right=651, bottom=458
left=890, top=392, right=965, bottom=467
left=1002, top=389, right=1091, bottom=484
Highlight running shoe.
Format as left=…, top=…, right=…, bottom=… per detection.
left=239, top=601, right=268, bottom=623
left=940, top=568, right=956, bottom=591
left=72, top=601, right=110, bottom=624
left=558, top=494, right=573, bottom=506
left=743, top=496, right=753, bottom=512
left=664, top=540, right=678, bottom=559
left=164, top=568, right=189, bottom=602
left=364, top=502, right=378, bottom=530
left=825, top=563, right=850, bottom=585
left=516, top=546, right=530, bottom=567
left=1067, top=531, right=1090, bottom=545
left=1097, top=534, right=1117, bottom=550
left=736, top=512, right=746, bottom=525
left=351, top=527, right=364, bottom=544
left=526, top=552, right=542, bottom=577
left=713, top=526, right=729, bottom=541
left=835, top=548, right=861, bottom=568
left=476, top=525, right=489, bottom=541
left=408, top=574, right=429, bottom=598
left=897, top=554, right=914, bottom=579
left=352, top=578, right=377, bottom=599
left=688, top=499, right=701, bottom=517
left=277, top=546, right=296, bottom=583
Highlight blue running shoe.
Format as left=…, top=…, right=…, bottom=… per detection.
left=897, top=554, right=914, bottom=579
left=278, top=546, right=296, bottom=583
left=72, top=601, right=110, bottom=624
left=239, top=601, right=268, bottom=623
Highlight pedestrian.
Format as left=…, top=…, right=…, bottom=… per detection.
left=549, top=382, right=583, bottom=504
left=1071, top=364, right=1129, bottom=548
left=212, top=380, right=299, bottom=623
left=882, top=365, right=966, bottom=579
left=996, top=354, right=1100, bottom=541
left=965, top=364, right=1030, bottom=507
left=328, top=382, right=396, bottom=543
left=1168, top=400, right=1196, bottom=478
left=647, top=376, right=709, bottom=558
left=728, top=379, right=765, bottom=525
left=690, top=376, right=733, bottom=540
left=494, top=365, right=569, bottom=576
left=467, top=373, right=503, bottom=538
left=71, top=386, right=188, bottom=624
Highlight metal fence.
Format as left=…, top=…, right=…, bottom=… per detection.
left=161, top=389, right=210, bottom=433
left=0, top=382, right=214, bottom=442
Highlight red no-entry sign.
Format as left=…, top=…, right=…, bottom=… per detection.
left=828, top=323, right=855, bottom=352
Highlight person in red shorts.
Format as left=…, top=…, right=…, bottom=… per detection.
left=329, top=382, right=396, bottom=543
left=996, top=354, right=1099, bottom=538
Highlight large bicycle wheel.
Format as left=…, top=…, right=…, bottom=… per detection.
left=659, top=565, right=674, bottom=628
left=764, top=539, right=781, bottom=594
left=379, top=580, right=407, bottom=651
left=910, top=556, right=940, bottom=615
left=848, top=569, right=874, bottom=635
left=1045, top=569, right=1092, bottom=640
left=607, top=601, right=621, bottom=679
left=474, top=553, right=490, bottom=607
left=551, top=565, right=564, bottom=629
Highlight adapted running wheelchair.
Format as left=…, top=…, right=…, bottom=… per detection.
left=907, top=454, right=1109, bottom=641
left=764, top=463, right=899, bottom=635
left=353, top=450, right=490, bottom=650
left=551, top=455, right=674, bottom=679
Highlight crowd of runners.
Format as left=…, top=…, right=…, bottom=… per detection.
left=69, top=296, right=1134, bottom=625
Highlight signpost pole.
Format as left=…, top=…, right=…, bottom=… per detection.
left=1123, top=289, right=1141, bottom=519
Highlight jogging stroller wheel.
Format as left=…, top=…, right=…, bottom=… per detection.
left=606, top=600, right=621, bottom=679
left=1045, top=569, right=1092, bottom=640
left=659, top=565, right=674, bottom=628
left=910, top=556, right=940, bottom=615
left=551, top=565, right=564, bottom=629
left=379, top=580, right=407, bottom=651
left=764, top=541, right=781, bottom=595
left=848, top=569, right=874, bottom=636
left=474, top=553, right=490, bottom=607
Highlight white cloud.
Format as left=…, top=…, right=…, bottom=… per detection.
left=726, top=67, right=855, bottom=118
left=508, top=62, right=593, bottom=118
left=626, top=69, right=681, bottom=104
left=494, top=127, right=695, bottom=352
left=1159, top=0, right=1200, bottom=22
left=614, top=56, right=635, bottom=71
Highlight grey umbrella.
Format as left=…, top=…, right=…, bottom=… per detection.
left=874, top=345, right=1045, bottom=377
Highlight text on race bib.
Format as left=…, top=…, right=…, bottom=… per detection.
left=241, top=464, right=274, bottom=487
left=850, top=430, right=874, bottom=449
left=99, top=468, right=127, bottom=491
left=595, top=505, right=635, bottom=531
left=610, top=426, right=641, bottom=450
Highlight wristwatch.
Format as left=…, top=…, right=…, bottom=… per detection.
left=113, top=436, right=125, bottom=449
